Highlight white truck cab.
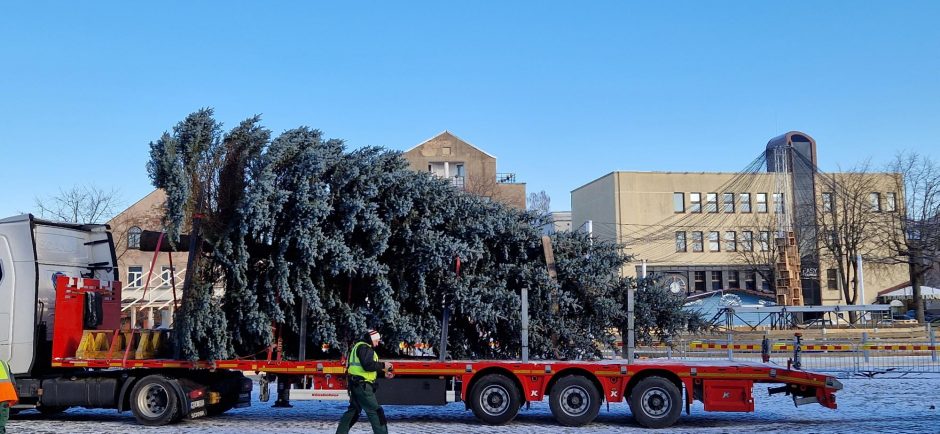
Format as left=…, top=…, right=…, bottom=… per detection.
left=0, top=214, right=116, bottom=376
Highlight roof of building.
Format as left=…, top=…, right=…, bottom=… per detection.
left=405, top=130, right=497, bottom=159
left=107, top=189, right=165, bottom=225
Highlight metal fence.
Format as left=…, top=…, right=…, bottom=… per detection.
left=621, top=325, right=940, bottom=375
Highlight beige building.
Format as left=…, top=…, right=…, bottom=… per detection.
left=403, top=131, right=526, bottom=209
left=108, top=189, right=188, bottom=328
left=571, top=132, right=908, bottom=306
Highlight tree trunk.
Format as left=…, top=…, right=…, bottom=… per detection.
left=910, top=260, right=926, bottom=324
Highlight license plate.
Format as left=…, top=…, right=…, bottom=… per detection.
left=190, top=399, right=206, bottom=410
left=238, top=392, right=251, bottom=401
left=189, top=409, right=207, bottom=419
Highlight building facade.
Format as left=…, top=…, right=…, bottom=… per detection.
left=403, top=131, right=526, bottom=209
left=571, top=132, right=908, bottom=306
left=107, top=189, right=188, bottom=328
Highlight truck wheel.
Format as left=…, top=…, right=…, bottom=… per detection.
left=130, top=376, right=180, bottom=426
left=469, top=373, right=521, bottom=425
left=549, top=375, right=601, bottom=426
left=628, top=376, right=682, bottom=429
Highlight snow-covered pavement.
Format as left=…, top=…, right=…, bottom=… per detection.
left=9, top=377, right=939, bottom=433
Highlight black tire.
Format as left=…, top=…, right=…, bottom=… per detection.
left=628, top=376, right=682, bottom=429
left=549, top=375, right=602, bottom=427
left=130, top=375, right=181, bottom=426
left=37, top=405, right=70, bottom=416
left=469, top=373, right=521, bottom=425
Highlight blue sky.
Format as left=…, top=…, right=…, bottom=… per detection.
left=2, top=1, right=938, bottom=218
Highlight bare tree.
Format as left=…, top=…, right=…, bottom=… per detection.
left=875, top=152, right=940, bottom=323
left=35, top=184, right=122, bottom=224
left=814, top=162, right=890, bottom=321
left=527, top=190, right=551, bottom=216
left=734, top=213, right=779, bottom=294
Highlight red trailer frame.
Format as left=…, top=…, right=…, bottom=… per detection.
left=47, top=277, right=842, bottom=428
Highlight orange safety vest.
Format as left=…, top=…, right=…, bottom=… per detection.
left=0, top=360, right=17, bottom=406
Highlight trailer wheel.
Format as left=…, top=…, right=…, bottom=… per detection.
left=549, top=375, right=601, bottom=427
left=628, top=376, right=682, bottom=429
left=469, top=374, right=521, bottom=425
left=130, top=375, right=180, bottom=426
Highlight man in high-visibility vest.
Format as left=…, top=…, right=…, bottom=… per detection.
left=0, top=360, right=18, bottom=434
left=335, top=330, right=392, bottom=434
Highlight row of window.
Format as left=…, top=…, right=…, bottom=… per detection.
left=821, top=192, right=897, bottom=213
left=674, top=192, right=779, bottom=214
left=675, top=230, right=771, bottom=253
left=674, top=191, right=898, bottom=214
left=687, top=269, right=842, bottom=291
left=691, top=270, right=767, bottom=291
left=126, top=265, right=176, bottom=287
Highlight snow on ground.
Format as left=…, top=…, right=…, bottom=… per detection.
left=9, top=376, right=940, bottom=433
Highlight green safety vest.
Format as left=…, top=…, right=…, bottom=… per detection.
left=347, top=341, right=379, bottom=383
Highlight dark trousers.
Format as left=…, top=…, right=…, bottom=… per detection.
left=0, top=403, right=8, bottom=434
left=335, top=381, right=387, bottom=434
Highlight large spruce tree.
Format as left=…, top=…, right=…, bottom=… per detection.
left=147, top=110, right=691, bottom=361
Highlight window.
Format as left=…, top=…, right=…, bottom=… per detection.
left=711, top=271, right=722, bottom=290
left=128, top=226, right=142, bottom=249
left=886, top=192, right=897, bottom=212
left=724, top=231, right=737, bottom=252
left=741, top=231, right=753, bottom=252
left=160, top=266, right=176, bottom=287
left=708, top=231, right=720, bottom=252
left=756, top=193, right=768, bottom=213
left=728, top=270, right=740, bottom=289
left=692, top=231, right=704, bottom=252
left=759, top=231, right=771, bottom=252
left=690, top=193, right=702, bottom=213
left=673, top=193, right=685, bottom=213
left=740, top=193, right=751, bottom=213
left=744, top=271, right=757, bottom=290
left=127, top=266, right=143, bottom=288
left=828, top=230, right=839, bottom=246
left=706, top=193, right=718, bottom=213
left=455, top=164, right=465, bottom=177
left=822, top=192, right=834, bottom=213
left=723, top=193, right=735, bottom=213
left=870, top=192, right=882, bottom=212
left=773, top=193, right=784, bottom=214
left=694, top=271, right=706, bottom=291
left=675, top=231, right=687, bottom=252
left=827, top=269, right=839, bottom=290
left=761, top=277, right=770, bottom=291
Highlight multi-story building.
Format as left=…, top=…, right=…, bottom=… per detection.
left=403, top=131, right=526, bottom=209
left=571, top=131, right=908, bottom=306
left=107, top=189, right=188, bottom=328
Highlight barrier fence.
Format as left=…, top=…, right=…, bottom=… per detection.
left=613, top=325, right=939, bottom=375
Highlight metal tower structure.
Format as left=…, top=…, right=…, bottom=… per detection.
left=770, top=144, right=804, bottom=306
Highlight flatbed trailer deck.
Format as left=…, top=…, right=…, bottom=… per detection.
left=50, top=353, right=841, bottom=428
left=2, top=215, right=842, bottom=429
